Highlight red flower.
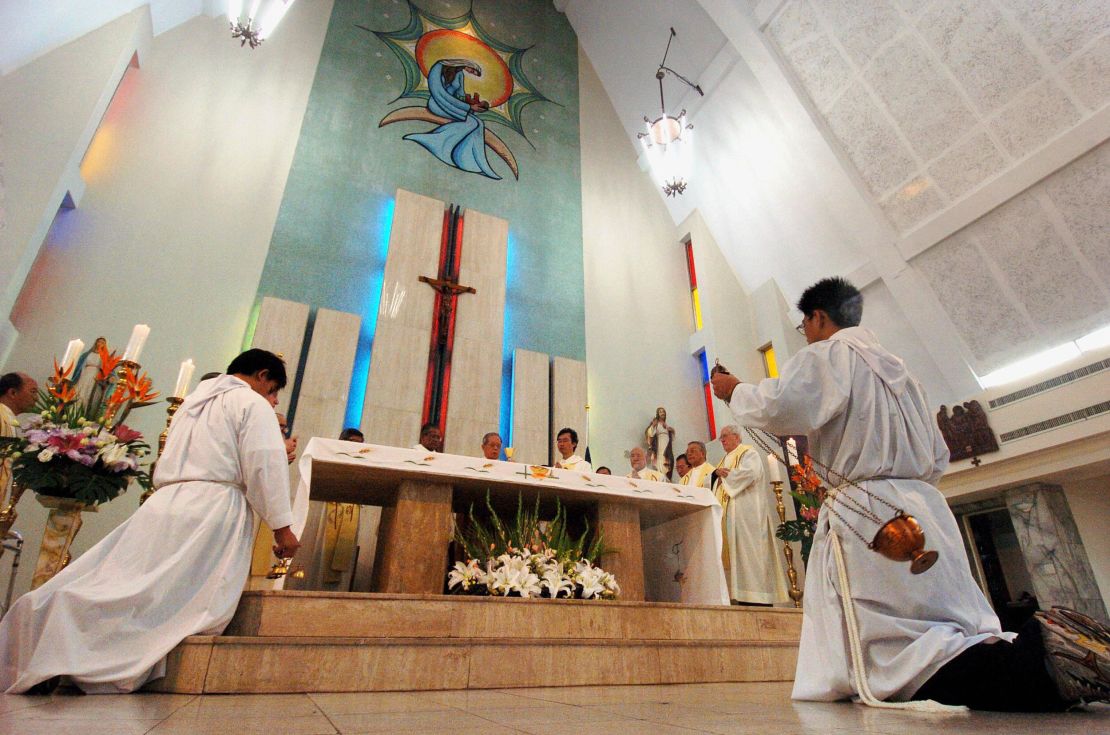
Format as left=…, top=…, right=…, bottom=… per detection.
left=112, top=424, right=142, bottom=443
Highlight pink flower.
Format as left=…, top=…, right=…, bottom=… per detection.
left=800, top=505, right=820, bottom=522
left=112, top=424, right=142, bottom=443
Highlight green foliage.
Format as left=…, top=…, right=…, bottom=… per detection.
left=455, top=491, right=612, bottom=565
left=776, top=519, right=815, bottom=568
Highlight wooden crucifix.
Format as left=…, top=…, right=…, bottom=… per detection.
left=418, top=205, right=477, bottom=436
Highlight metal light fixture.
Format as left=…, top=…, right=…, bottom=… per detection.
left=228, top=0, right=297, bottom=49
left=638, top=28, right=704, bottom=197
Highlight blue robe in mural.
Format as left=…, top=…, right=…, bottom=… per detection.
left=404, top=60, right=501, bottom=180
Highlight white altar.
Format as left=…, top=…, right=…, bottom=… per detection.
left=290, top=438, right=729, bottom=605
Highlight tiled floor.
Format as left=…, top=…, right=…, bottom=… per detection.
left=0, top=683, right=1105, bottom=734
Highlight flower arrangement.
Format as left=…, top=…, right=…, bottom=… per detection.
left=775, top=455, right=825, bottom=566
left=447, top=493, right=620, bottom=600
left=0, top=343, right=158, bottom=507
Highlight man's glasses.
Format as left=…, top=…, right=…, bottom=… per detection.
left=795, top=318, right=807, bottom=335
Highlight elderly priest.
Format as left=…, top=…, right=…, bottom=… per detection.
left=713, top=424, right=788, bottom=606
left=0, top=349, right=301, bottom=694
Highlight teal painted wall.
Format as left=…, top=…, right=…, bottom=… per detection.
left=256, top=0, right=584, bottom=429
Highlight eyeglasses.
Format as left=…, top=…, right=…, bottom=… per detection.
left=795, top=318, right=807, bottom=335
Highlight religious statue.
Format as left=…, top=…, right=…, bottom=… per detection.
left=72, top=337, right=106, bottom=405
left=645, top=407, right=676, bottom=480
left=937, top=401, right=999, bottom=462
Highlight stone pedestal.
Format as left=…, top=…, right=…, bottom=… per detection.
left=374, top=480, right=454, bottom=594
left=597, top=500, right=645, bottom=601
left=1004, top=483, right=1107, bottom=621
left=31, top=495, right=96, bottom=589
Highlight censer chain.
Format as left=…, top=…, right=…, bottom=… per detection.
left=743, top=425, right=901, bottom=540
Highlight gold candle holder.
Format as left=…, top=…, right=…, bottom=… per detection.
left=140, top=396, right=183, bottom=505
left=266, top=557, right=293, bottom=579
left=772, top=480, right=803, bottom=608
left=0, top=483, right=27, bottom=531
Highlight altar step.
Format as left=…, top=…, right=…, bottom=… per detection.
left=152, top=592, right=802, bottom=694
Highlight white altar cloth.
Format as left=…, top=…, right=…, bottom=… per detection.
left=292, top=438, right=729, bottom=605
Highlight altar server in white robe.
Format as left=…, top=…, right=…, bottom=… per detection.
left=554, top=427, right=591, bottom=472
left=679, top=441, right=713, bottom=489
left=710, top=277, right=1100, bottom=712
left=0, top=349, right=301, bottom=694
left=713, top=425, right=789, bottom=605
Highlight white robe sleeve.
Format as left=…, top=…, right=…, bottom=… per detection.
left=237, top=398, right=294, bottom=530
left=727, top=344, right=853, bottom=436
left=720, top=449, right=762, bottom=499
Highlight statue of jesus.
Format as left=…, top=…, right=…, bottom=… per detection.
left=645, top=407, right=675, bottom=480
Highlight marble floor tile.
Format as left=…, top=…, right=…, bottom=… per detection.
left=518, top=720, right=706, bottom=735
left=430, top=689, right=546, bottom=710
left=309, top=690, right=456, bottom=715
left=4, top=692, right=195, bottom=720
left=474, top=703, right=617, bottom=728
left=0, top=716, right=162, bottom=735
left=175, top=693, right=322, bottom=718
left=0, top=693, right=52, bottom=715
left=328, top=708, right=502, bottom=733
left=148, top=713, right=338, bottom=735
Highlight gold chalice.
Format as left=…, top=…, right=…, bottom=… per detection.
left=504, top=446, right=514, bottom=461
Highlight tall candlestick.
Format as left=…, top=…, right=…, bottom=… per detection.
left=121, top=324, right=150, bottom=363
left=59, top=339, right=85, bottom=373
left=172, top=359, right=195, bottom=399
left=767, top=454, right=782, bottom=483
left=786, top=438, right=799, bottom=467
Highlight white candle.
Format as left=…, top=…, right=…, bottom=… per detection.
left=121, top=324, right=150, bottom=363
left=172, top=359, right=195, bottom=399
left=786, top=438, right=799, bottom=467
left=59, top=339, right=85, bottom=374
left=767, top=454, right=782, bottom=483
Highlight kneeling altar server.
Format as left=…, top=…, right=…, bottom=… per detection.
left=711, top=277, right=1106, bottom=711
left=0, top=349, right=301, bottom=694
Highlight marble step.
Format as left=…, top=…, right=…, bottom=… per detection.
left=225, top=590, right=803, bottom=642
left=153, top=633, right=799, bottom=694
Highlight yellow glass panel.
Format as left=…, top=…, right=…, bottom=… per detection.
left=761, top=345, right=778, bottom=378
left=691, top=288, right=704, bottom=331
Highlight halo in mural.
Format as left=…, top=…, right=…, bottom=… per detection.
left=360, top=0, right=557, bottom=181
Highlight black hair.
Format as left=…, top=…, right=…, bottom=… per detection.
left=199, top=371, right=222, bottom=382
left=557, top=427, right=578, bottom=448
left=339, top=428, right=364, bottom=441
left=420, top=423, right=440, bottom=437
left=796, top=277, right=863, bottom=328
left=596, top=466, right=611, bottom=474
left=675, top=453, right=690, bottom=465
left=0, top=373, right=26, bottom=396
left=482, top=432, right=501, bottom=444
left=226, top=349, right=287, bottom=388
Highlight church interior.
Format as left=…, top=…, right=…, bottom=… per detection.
left=0, top=0, right=1108, bottom=732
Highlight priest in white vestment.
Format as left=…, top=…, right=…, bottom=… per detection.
left=679, top=441, right=713, bottom=489
left=0, top=350, right=301, bottom=694
left=1, top=372, right=38, bottom=536
left=554, top=427, right=591, bottom=472
left=626, top=446, right=663, bottom=481
left=414, top=423, right=443, bottom=452
left=710, top=278, right=1087, bottom=711
left=713, top=425, right=788, bottom=605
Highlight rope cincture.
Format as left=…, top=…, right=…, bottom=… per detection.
left=829, top=530, right=967, bottom=714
